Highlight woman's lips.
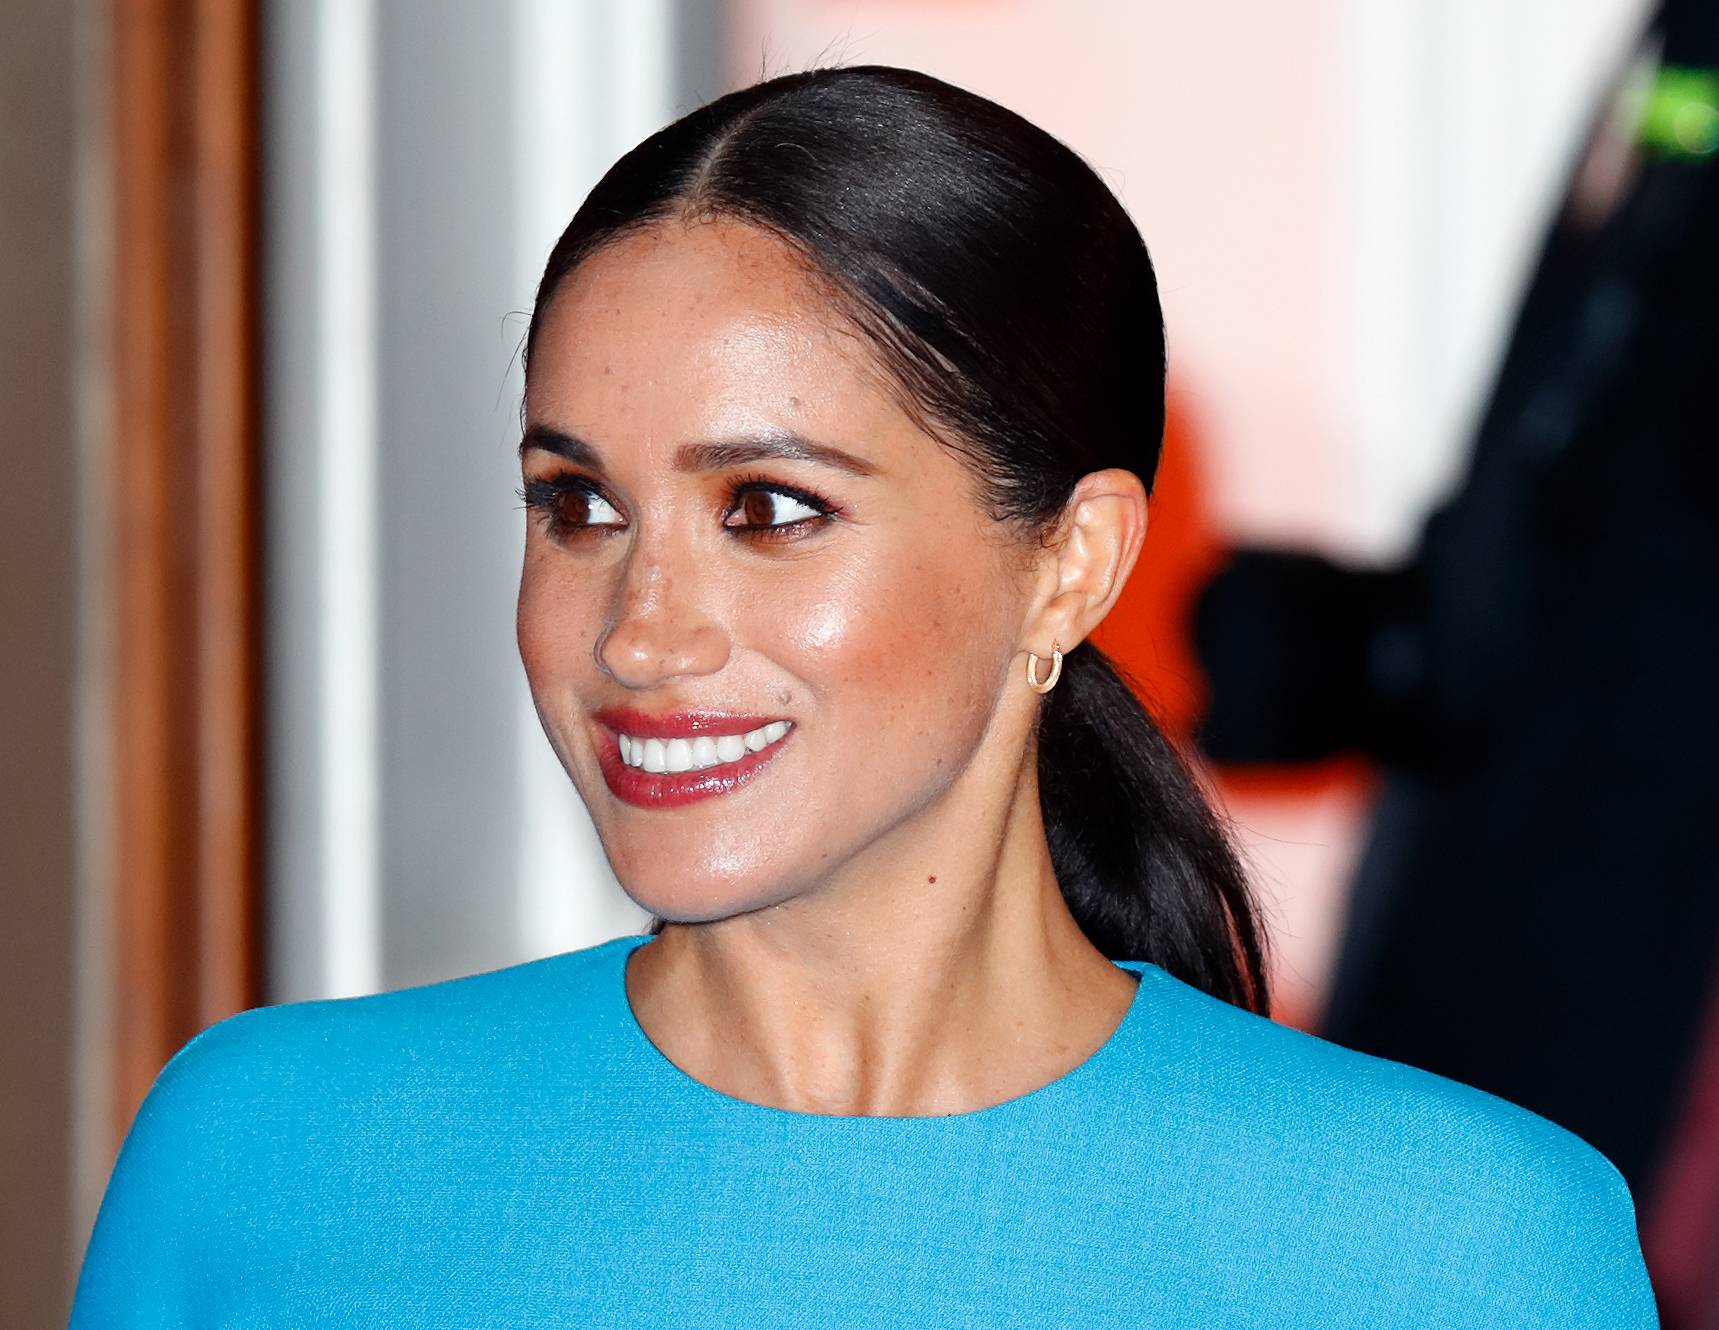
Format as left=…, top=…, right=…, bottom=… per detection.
left=593, top=706, right=783, bottom=738
left=592, top=708, right=794, bottom=809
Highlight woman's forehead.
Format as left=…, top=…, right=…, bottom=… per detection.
left=535, top=219, right=853, bottom=367
left=525, top=220, right=926, bottom=467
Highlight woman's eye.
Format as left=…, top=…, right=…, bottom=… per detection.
left=724, top=487, right=825, bottom=531
left=559, top=488, right=624, bottom=527
left=519, top=476, right=624, bottom=538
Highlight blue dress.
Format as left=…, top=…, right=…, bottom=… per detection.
left=70, top=932, right=1659, bottom=1327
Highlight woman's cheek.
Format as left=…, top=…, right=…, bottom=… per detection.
left=516, top=561, right=596, bottom=692
left=779, top=543, right=1003, bottom=742
left=514, top=574, right=556, bottom=687
left=786, top=586, right=855, bottom=657
left=771, top=556, right=906, bottom=692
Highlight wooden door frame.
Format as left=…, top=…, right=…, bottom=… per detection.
left=108, top=0, right=262, bottom=1144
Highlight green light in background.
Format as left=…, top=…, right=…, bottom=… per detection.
left=1638, top=66, right=1719, bottom=158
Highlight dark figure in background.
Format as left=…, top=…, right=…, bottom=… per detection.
left=1193, top=0, right=1719, bottom=1228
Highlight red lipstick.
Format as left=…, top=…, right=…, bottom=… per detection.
left=592, top=707, right=794, bottom=809
left=593, top=707, right=783, bottom=738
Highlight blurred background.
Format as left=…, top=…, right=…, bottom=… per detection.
left=6, top=0, right=1717, bottom=1324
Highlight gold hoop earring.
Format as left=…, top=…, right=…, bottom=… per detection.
left=1025, top=640, right=1062, bottom=694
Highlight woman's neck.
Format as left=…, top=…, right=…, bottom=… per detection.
left=622, top=754, right=1138, bottom=1117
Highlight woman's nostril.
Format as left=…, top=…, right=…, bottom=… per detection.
left=595, top=621, right=731, bottom=688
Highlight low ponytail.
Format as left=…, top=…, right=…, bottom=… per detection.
left=1039, top=643, right=1270, bottom=1014
left=528, top=65, right=1272, bottom=1013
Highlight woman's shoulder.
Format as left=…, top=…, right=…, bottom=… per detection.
left=132, top=934, right=641, bottom=1142
left=1123, top=961, right=1655, bottom=1321
left=1131, top=960, right=1630, bottom=1203
left=71, top=937, right=646, bottom=1324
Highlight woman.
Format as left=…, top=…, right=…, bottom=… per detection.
left=71, top=65, right=1656, bottom=1327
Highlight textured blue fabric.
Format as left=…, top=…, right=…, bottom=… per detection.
left=71, top=932, right=1659, bottom=1327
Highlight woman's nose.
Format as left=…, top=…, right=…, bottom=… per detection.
left=594, top=551, right=731, bottom=689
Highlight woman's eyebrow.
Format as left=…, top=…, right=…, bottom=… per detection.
left=520, top=425, right=878, bottom=479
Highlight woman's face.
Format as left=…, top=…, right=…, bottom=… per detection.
left=518, top=217, right=1039, bottom=921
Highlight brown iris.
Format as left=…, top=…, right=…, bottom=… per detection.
left=736, top=491, right=775, bottom=527
left=555, top=488, right=594, bottom=527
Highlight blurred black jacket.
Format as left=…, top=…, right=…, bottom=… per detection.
left=1192, top=2, right=1719, bottom=1205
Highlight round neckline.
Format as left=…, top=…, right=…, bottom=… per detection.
left=608, top=932, right=1155, bottom=1124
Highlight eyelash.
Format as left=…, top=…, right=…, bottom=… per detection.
left=515, top=470, right=839, bottom=546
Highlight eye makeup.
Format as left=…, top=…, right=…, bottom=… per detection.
left=516, top=469, right=840, bottom=546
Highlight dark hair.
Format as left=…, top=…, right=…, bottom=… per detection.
left=525, top=65, right=1270, bottom=1016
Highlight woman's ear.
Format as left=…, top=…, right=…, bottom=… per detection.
left=1027, top=468, right=1148, bottom=651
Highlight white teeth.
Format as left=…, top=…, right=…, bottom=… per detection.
left=743, top=720, right=789, bottom=752
left=618, top=720, right=792, bottom=773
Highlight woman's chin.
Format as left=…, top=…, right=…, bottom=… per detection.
left=616, top=876, right=785, bottom=927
